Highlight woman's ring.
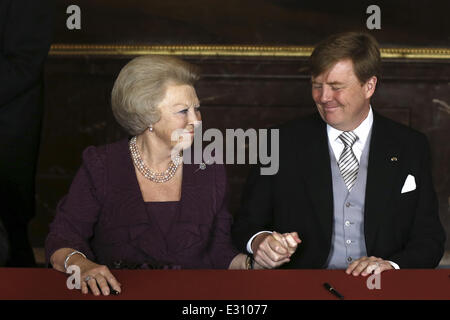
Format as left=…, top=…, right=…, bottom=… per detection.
left=84, top=275, right=93, bottom=282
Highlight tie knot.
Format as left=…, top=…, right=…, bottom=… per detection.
left=339, top=131, right=358, bottom=147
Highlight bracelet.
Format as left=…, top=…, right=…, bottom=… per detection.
left=64, top=250, right=86, bottom=271
left=245, top=255, right=254, bottom=270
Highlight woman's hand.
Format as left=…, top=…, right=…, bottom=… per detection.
left=77, top=258, right=122, bottom=296
left=51, top=248, right=122, bottom=296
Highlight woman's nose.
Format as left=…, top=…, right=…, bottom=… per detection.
left=188, top=108, right=200, bottom=123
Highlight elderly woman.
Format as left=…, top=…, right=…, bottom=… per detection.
left=45, top=56, right=260, bottom=296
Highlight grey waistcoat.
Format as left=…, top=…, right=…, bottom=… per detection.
left=325, top=131, right=372, bottom=269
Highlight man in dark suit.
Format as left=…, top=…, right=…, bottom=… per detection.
left=232, top=32, right=446, bottom=275
left=0, top=0, right=53, bottom=267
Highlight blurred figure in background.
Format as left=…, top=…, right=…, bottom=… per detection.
left=0, top=219, right=8, bottom=266
left=0, top=0, right=53, bottom=266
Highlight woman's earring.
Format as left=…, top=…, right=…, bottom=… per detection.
left=149, top=125, right=154, bottom=132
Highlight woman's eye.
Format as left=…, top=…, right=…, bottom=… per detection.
left=194, top=106, right=201, bottom=111
left=178, top=109, right=188, bottom=114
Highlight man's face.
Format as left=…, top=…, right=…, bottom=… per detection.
left=311, top=59, right=377, bottom=131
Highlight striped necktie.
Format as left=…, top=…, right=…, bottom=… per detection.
left=338, top=131, right=359, bottom=191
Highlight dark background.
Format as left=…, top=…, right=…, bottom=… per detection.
left=31, top=1, right=450, bottom=264
left=53, top=0, right=449, bottom=47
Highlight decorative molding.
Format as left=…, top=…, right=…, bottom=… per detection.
left=50, top=44, right=450, bottom=60
left=381, top=48, right=450, bottom=59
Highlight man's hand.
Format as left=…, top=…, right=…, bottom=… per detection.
left=345, top=256, right=394, bottom=276
left=251, top=231, right=301, bottom=269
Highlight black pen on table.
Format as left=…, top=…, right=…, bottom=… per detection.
left=323, top=282, right=344, bottom=300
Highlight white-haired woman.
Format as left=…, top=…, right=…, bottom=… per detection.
left=45, top=56, right=267, bottom=296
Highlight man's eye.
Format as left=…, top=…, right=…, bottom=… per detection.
left=332, top=87, right=342, bottom=91
left=313, top=85, right=322, bottom=89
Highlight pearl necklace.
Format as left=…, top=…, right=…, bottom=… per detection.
left=129, top=136, right=182, bottom=183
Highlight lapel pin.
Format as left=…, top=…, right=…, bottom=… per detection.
left=390, top=157, right=398, bottom=162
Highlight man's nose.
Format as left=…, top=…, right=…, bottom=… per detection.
left=319, top=86, right=333, bottom=103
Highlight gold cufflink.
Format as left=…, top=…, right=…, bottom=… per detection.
left=390, top=157, right=398, bottom=162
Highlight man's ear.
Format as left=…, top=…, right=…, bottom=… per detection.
left=364, top=76, right=377, bottom=99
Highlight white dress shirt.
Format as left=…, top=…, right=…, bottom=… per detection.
left=327, top=106, right=373, bottom=165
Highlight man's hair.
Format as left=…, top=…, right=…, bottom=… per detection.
left=309, top=32, right=381, bottom=84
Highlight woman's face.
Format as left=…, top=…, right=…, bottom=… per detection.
left=152, top=83, right=201, bottom=150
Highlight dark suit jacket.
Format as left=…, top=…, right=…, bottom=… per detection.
left=0, top=0, right=53, bottom=224
left=0, top=219, right=9, bottom=266
left=45, top=138, right=239, bottom=269
left=232, top=111, right=446, bottom=269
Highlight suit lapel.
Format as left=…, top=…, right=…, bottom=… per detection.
left=364, top=113, right=403, bottom=252
left=301, top=115, right=334, bottom=245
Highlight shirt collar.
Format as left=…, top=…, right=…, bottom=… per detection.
left=326, top=106, right=373, bottom=146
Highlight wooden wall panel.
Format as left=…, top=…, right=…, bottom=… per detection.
left=31, top=56, right=450, bottom=255
left=53, top=0, right=449, bottom=47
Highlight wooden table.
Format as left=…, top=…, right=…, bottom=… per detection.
left=1, top=268, right=449, bottom=300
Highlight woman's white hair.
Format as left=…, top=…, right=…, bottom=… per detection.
left=111, top=55, right=199, bottom=135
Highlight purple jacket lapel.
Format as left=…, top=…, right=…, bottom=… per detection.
left=102, top=138, right=216, bottom=260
